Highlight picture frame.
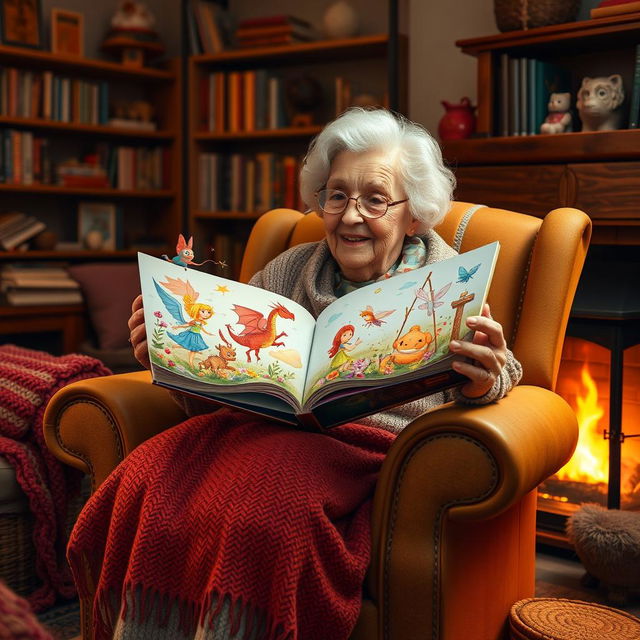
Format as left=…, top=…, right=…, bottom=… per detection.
left=78, top=202, right=117, bottom=251
left=0, top=0, right=43, bottom=49
left=51, top=8, right=83, bottom=56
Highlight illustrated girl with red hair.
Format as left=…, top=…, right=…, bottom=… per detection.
left=328, top=324, right=362, bottom=372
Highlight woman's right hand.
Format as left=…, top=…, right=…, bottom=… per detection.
left=128, top=294, right=150, bottom=370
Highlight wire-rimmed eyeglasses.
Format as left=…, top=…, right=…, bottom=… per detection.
left=315, top=189, right=409, bottom=219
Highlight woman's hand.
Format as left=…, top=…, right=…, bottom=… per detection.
left=128, top=294, right=150, bottom=370
left=448, top=303, right=507, bottom=399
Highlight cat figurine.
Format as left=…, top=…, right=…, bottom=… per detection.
left=576, top=74, right=625, bottom=132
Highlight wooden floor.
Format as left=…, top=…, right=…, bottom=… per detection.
left=536, top=548, right=640, bottom=618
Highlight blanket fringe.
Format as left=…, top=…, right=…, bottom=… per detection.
left=94, top=583, right=295, bottom=640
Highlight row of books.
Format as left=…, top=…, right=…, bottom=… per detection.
left=0, top=68, right=109, bottom=125
left=0, top=263, right=82, bottom=306
left=498, top=55, right=571, bottom=137
left=0, top=130, right=170, bottom=190
left=198, top=152, right=304, bottom=213
left=0, top=212, right=46, bottom=251
left=186, top=0, right=230, bottom=55
left=198, top=71, right=363, bottom=133
left=234, top=15, right=318, bottom=49
left=199, top=70, right=289, bottom=132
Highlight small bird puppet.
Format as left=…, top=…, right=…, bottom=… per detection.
left=162, top=234, right=226, bottom=269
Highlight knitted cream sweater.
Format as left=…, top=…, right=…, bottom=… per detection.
left=174, top=231, right=523, bottom=434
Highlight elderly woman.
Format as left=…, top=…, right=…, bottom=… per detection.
left=68, top=108, right=521, bottom=640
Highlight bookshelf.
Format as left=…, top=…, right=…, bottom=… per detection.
left=0, top=44, right=181, bottom=351
left=187, top=33, right=408, bottom=278
left=0, top=45, right=181, bottom=261
left=441, top=14, right=640, bottom=245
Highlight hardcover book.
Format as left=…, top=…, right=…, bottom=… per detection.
left=138, top=241, right=500, bottom=430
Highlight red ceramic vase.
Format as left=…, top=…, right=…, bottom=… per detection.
left=438, top=97, right=477, bottom=141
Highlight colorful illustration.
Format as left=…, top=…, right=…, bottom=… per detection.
left=359, top=305, right=395, bottom=327
left=198, top=331, right=237, bottom=376
left=226, top=303, right=295, bottom=362
left=139, top=242, right=499, bottom=425
left=416, top=282, right=452, bottom=315
left=379, top=325, right=434, bottom=373
left=153, top=277, right=215, bottom=369
left=457, top=263, right=480, bottom=284
left=328, top=325, right=363, bottom=372
left=162, top=233, right=227, bottom=269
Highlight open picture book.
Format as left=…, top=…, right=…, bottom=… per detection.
left=138, top=240, right=500, bottom=430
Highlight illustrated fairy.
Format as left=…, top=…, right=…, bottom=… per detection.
left=153, top=276, right=215, bottom=369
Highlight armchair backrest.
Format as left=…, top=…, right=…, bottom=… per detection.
left=240, top=203, right=591, bottom=392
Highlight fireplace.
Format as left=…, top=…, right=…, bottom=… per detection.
left=536, top=246, right=640, bottom=547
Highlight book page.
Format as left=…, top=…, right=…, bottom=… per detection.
left=138, top=253, right=316, bottom=405
left=303, top=242, right=500, bottom=405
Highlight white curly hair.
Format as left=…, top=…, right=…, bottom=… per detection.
left=299, top=107, right=456, bottom=229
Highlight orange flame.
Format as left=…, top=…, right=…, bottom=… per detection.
left=556, top=363, right=608, bottom=484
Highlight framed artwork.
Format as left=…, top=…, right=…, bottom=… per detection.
left=0, top=0, right=43, bottom=49
left=51, top=8, right=83, bottom=56
left=78, top=202, right=117, bottom=251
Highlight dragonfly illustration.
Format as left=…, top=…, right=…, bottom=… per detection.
left=416, top=282, right=452, bottom=315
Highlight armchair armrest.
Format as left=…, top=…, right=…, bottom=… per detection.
left=366, top=385, right=578, bottom=640
left=44, top=371, right=187, bottom=491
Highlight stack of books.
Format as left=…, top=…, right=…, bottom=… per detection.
left=0, top=264, right=83, bottom=306
left=0, top=212, right=46, bottom=251
left=591, top=0, right=640, bottom=18
left=235, top=15, right=317, bottom=48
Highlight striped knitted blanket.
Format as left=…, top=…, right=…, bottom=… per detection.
left=68, top=409, right=395, bottom=639
left=0, top=344, right=111, bottom=611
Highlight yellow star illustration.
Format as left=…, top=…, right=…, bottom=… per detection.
left=215, top=284, right=230, bottom=294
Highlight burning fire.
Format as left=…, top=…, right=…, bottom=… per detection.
left=556, top=363, right=608, bottom=484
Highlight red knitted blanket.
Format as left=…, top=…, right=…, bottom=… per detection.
left=68, top=409, right=395, bottom=639
left=0, top=345, right=111, bottom=611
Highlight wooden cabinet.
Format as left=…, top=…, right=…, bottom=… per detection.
left=442, top=15, right=640, bottom=245
left=187, top=34, right=408, bottom=278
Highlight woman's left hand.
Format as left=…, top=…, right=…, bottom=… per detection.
left=448, top=303, right=507, bottom=398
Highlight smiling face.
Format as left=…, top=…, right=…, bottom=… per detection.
left=341, top=329, right=353, bottom=343
left=321, top=149, right=415, bottom=282
left=198, top=308, right=213, bottom=320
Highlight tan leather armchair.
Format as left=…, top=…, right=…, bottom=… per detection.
left=44, top=202, right=591, bottom=640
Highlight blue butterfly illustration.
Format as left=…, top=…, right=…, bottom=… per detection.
left=457, top=264, right=481, bottom=284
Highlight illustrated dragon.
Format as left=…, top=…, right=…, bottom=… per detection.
left=225, top=303, right=295, bottom=362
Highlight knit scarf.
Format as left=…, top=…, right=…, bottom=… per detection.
left=0, top=345, right=111, bottom=611
left=68, top=409, right=395, bottom=639
left=334, top=235, right=427, bottom=295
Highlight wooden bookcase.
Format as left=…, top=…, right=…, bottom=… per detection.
left=0, top=44, right=182, bottom=351
left=441, top=13, right=640, bottom=245
left=187, top=33, right=408, bottom=279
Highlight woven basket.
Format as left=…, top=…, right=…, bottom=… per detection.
left=0, top=512, right=39, bottom=597
left=510, top=598, right=640, bottom=640
left=494, top=0, right=581, bottom=32
left=0, top=479, right=90, bottom=598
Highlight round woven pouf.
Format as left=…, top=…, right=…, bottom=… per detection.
left=509, top=598, right=640, bottom=640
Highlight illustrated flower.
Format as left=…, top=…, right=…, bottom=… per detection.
left=160, top=321, right=168, bottom=328
left=315, top=377, right=326, bottom=387
left=156, top=352, right=164, bottom=359
left=246, top=370, right=258, bottom=378
left=326, top=370, right=339, bottom=380
left=164, top=348, right=171, bottom=354
left=277, top=376, right=284, bottom=383
left=167, top=360, right=176, bottom=367
left=154, top=311, right=162, bottom=318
